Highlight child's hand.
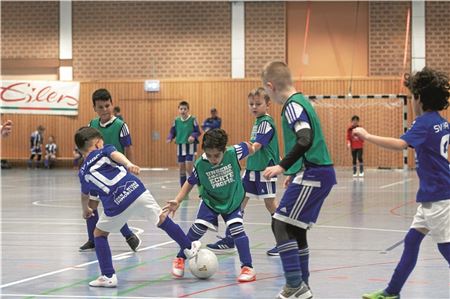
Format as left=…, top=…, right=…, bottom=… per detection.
left=127, top=163, right=140, bottom=175
left=187, top=136, right=195, bottom=143
left=162, top=200, right=180, bottom=217
left=263, top=165, right=285, bottom=180
left=82, top=207, right=94, bottom=219
left=352, top=127, right=369, bottom=140
left=166, top=138, right=172, bottom=143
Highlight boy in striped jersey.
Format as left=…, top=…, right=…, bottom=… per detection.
left=28, top=125, right=45, bottom=168
left=44, top=135, right=57, bottom=168
left=262, top=62, right=337, bottom=299
left=207, top=87, right=280, bottom=256
left=79, top=88, right=140, bottom=252
left=167, top=101, right=201, bottom=188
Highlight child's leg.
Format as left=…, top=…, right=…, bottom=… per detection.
left=36, top=154, right=42, bottom=168
left=86, top=200, right=100, bottom=242
left=93, top=228, right=115, bottom=277
left=185, top=160, right=193, bottom=177
left=385, top=228, right=426, bottom=295
left=179, top=162, right=187, bottom=187
left=351, top=150, right=357, bottom=174
left=158, top=213, right=191, bottom=251
left=228, top=222, right=252, bottom=267
left=28, top=154, right=35, bottom=168
left=358, top=149, right=364, bottom=173
left=264, top=197, right=278, bottom=214
left=437, top=242, right=450, bottom=264
left=288, top=225, right=309, bottom=285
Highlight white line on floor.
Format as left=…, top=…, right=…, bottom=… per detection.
left=379, top=178, right=412, bottom=189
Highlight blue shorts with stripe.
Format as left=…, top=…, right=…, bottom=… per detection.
left=242, top=170, right=277, bottom=200
left=194, top=200, right=244, bottom=231
left=176, top=143, right=197, bottom=162
left=274, top=165, right=336, bottom=229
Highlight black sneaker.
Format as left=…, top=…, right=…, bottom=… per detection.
left=79, top=240, right=95, bottom=252
left=126, top=234, right=141, bottom=252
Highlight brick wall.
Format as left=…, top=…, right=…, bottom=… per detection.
left=426, top=2, right=450, bottom=74
left=369, top=1, right=411, bottom=76
left=73, top=1, right=231, bottom=80
left=1, top=1, right=59, bottom=58
left=245, top=2, right=286, bottom=78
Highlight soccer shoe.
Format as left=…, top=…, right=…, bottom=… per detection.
left=126, top=233, right=141, bottom=252
left=89, top=274, right=117, bottom=288
left=266, top=246, right=279, bottom=256
left=79, top=240, right=95, bottom=252
left=172, top=257, right=185, bottom=278
left=359, top=171, right=365, bottom=177
left=362, top=290, right=399, bottom=299
left=206, top=235, right=237, bottom=254
left=237, top=266, right=256, bottom=282
left=353, top=172, right=358, bottom=177
left=183, top=240, right=201, bottom=259
left=276, top=282, right=313, bottom=299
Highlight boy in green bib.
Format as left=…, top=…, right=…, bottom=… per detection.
left=164, top=129, right=257, bottom=283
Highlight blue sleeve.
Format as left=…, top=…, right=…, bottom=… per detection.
left=119, top=123, right=132, bottom=147
left=79, top=173, right=90, bottom=195
left=400, top=119, right=428, bottom=148
left=103, top=144, right=118, bottom=157
left=167, top=120, right=176, bottom=140
left=234, top=142, right=250, bottom=161
left=217, top=118, right=222, bottom=129
left=191, top=118, right=201, bottom=138
left=187, top=167, right=199, bottom=185
left=254, top=121, right=274, bottom=147
left=284, top=102, right=310, bottom=129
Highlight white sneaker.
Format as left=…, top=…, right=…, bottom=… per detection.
left=359, top=171, right=364, bottom=177
left=352, top=173, right=358, bottom=177
left=89, top=274, right=117, bottom=287
left=184, top=240, right=201, bottom=259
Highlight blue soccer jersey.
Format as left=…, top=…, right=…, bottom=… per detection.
left=78, top=145, right=147, bottom=216
left=401, top=111, right=450, bottom=202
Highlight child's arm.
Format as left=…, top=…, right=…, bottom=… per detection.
left=81, top=193, right=93, bottom=219
left=353, top=127, right=407, bottom=151
left=167, top=120, right=176, bottom=143
left=188, top=118, right=201, bottom=143
left=110, top=151, right=140, bottom=175
left=163, top=181, right=194, bottom=216
left=346, top=127, right=352, bottom=149
left=124, top=145, right=134, bottom=162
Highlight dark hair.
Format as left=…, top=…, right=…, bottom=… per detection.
left=74, top=127, right=103, bottom=151
left=404, top=67, right=449, bottom=111
left=351, top=115, right=360, bottom=121
left=113, top=106, right=121, bottom=113
left=202, top=128, right=228, bottom=152
left=37, top=125, right=45, bottom=131
left=92, top=89, right=112, bottom=106
left=179, top=101, right=189, bottom=109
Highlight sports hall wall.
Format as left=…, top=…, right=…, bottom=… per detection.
left=1, top=1, right=450, bottom=168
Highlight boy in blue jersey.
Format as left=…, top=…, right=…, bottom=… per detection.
left=355, top=68, right=450, bottom=299
left=28, top=125, right=45, bottom=168
left=79, top=89, right=139, bottom=252
left=75, top=127, right=200, bottom=288
left=164, top=129, right=257, bottom=283
left=207, top=88, right=280, bottom=256
left=262, top=61, right=337, bottom=299
left=167, top=101, right=201, bottom=189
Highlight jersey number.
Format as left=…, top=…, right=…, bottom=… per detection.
left=85, top=157, right=126, bottom=194
left=441, top=134, right=449, bottom=159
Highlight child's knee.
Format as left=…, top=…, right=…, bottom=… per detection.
left=228, top=222, right=246, bottom=238
left=94, top=227, right=109, bottom=238
left=89, top=200, right=99, bottom=209
left=264, top=198, right=278, bottom=213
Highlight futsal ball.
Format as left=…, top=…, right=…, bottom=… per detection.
left=189, top=249, right=218, bottom=279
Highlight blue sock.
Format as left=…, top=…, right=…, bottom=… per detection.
left=278, top=240, right=302, bottom=288
left=120, top=223, right=133, bottom=238
left=177, top=223, right=207, bottom=258
left=385, top=229, right=425, bottom=295
left=180, top=175, right=186, bottom=187
left=437, top=242, right=450, bottom=265
left=86, top=210, right=99, bottom=242
left=158, top=217, right=191, bottom=250
left=223, top=226, right=235, bottom=246
left=94, top=236, right=115, bottom=277
left=44, top=159, right=49, bottom=168
left=299, top=247, right=310, bottom=285
left=229, top=224, right=252, bottom=268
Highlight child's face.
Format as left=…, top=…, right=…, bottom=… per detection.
left=94, top=100, right=113, bottom=123
left=351, top=119, right=359, bottom=126
left=48, top=136, right=54, bottom=143
left=178, top=105, right=189, bottom=118
left=204, top=148, right=224, bottom=166
left=248, top=95, right=268, bottom=117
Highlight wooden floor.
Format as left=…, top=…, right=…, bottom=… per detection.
left=1, top=168, right=449, bottom=299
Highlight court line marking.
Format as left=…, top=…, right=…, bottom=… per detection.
left=0, top=240, right=175, bottom=289
left=379, top=178, right=412, bottom=189
left=0, top=295, right=213, bottom=299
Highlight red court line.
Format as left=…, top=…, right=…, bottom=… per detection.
left=389, top=199, right=415, bottom=216
left=179, top=258, right=441, bottom=297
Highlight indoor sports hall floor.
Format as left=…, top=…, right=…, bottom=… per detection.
left=1, top=168, right=449, bottom=299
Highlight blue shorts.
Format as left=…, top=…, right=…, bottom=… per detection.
left=30, top=147, right=42, bottom=155
left=274, top=166, right=336, bottom=229
left=177, top=143, right=196, bottom=163
left=242, top=170, right=276, bottom=200
left=194, top=200, right=243, bottom=231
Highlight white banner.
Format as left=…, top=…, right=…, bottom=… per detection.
left=0, top=80, right=80, bottom=115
